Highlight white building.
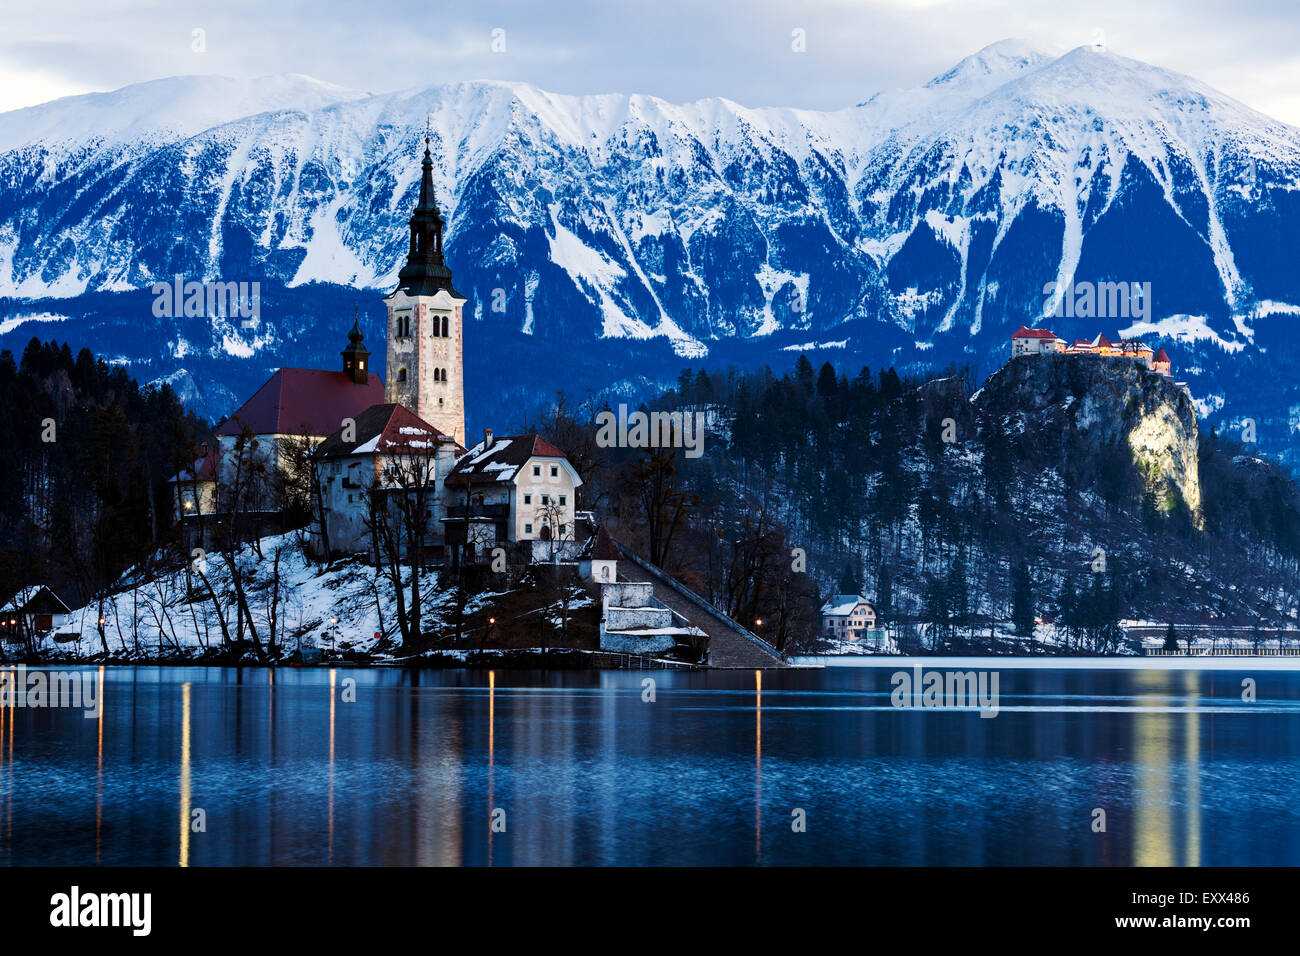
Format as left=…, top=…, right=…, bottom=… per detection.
left=443, top=430, right=585, bottom=562
left=311, top=403, right=464, bottom=558
left=578, top=527, right=620, bottom=583
left=207, top=321, right=385, bottom=515
left=1010, top=326, right=1067, bottom=357
left=820, top=594, right=876, bottom=641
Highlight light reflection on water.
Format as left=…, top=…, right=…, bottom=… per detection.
left=0, top=665, right=1297, bottom=866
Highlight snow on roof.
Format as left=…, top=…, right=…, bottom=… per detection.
left=469, top=438, right=511, bottom=464
left=820, top=594, right=873, bottom=616
left=314, top=403, right=463, bottom=459
left=448, top=434, right=579, bottom=486
left=0, top=585, right=71, bottom=615
left=169, top=446, right=218, bottom=483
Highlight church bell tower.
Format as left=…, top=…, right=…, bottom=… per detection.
left=341, top=314, right=369, bottom=385
left=383, top=137, right=466, bottom=444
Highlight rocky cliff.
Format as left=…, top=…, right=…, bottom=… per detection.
left=973, top=354, right=1201, bottom=525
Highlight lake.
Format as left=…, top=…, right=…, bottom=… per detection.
left=1, top=663, right=1297, bottom=866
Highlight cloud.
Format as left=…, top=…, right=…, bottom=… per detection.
left=1, top=0, right=1298, bottom=125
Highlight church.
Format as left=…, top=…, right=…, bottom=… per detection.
left=175, top=137, right=585, bottom=565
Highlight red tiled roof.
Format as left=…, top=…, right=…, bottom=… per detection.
left=168, top=446, right=218, bottom=483
left=314, top=403, right=463, bottom=459
left=193, top=447, right=218, bottom=481
left=520, top=435, right=567, bottom=458
left=590, top=526, right=619, bottom=561
left=1154, top=348, right=1171, bottom=363
left=1011, top=326, right=1057, bottom=339
left=447, top=433, right=576, bottom=486
left=215, top=368, right=385, bottom=438
left=1093, top=334, right=1113, bottom=348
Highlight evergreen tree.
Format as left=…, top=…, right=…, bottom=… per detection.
left=947, top=554, right=969, bottom=630
left=693, top=369, right=714, bottom=404
left=1011, top=560, right=1035, bottom=636
left=837, top=561, right=860, bottom=595
left=923, top=577, right=950, bottom=649
left=794, top=354, right=815, bottom=397
left=815, top=361, right=838, bottom=401
left=876, top=563, right=893, bottom=624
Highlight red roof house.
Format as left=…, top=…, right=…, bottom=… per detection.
left=445, top=433, right=575, bottom=487
left=313, top=403, right=463, bottom=460
left=215, top=368, right=385, bottom=439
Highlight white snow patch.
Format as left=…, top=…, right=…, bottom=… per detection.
left=0, top=311, right=67, bottom=335
left=1118, top=314, right=1246, bottom=353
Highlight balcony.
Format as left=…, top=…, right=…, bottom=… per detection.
left=445, top=503, right=510, bottom=520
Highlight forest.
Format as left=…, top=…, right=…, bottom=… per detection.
left=567, top=352, right=1300, bottom=654
left=0, top=338, right=209, bottom=612
left=7, top=336, right=1300, bottom=659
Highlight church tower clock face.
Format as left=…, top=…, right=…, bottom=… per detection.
left=383, top=136, right=467, bottom=444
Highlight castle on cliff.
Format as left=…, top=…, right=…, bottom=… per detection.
left=1010, top=327, right=1171, bottom=376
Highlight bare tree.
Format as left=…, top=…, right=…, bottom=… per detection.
left=534, top=498, right=577, bottom=643
left=365, top=442, right=440, bottom=647
left=624, top=447, right=699, bottom=569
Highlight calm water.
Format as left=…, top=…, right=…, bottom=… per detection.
left=1, top=665, right=1298, bottom=866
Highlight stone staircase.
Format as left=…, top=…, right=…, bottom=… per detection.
left=612, top=547, right=787, bottom=669
left=598, top=581, right=706, bottom=655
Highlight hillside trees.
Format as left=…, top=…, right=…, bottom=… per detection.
left=0, top=339, right=209, bottom=610
left=586, top=352, right=1300, bottom=648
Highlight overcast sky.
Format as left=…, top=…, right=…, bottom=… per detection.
left=4, top=0, right=1300, bottom=125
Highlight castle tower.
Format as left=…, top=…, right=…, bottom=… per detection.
left=383, top=137, right=466, bottom=444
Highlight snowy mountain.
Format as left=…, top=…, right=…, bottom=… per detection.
left=2, top=41, right=1299, bottom=458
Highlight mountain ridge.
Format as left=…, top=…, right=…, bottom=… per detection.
left=2, top=40, right=1298, bottom=460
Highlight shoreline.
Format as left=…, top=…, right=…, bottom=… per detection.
left=8, top=650, right=1300, bottom=670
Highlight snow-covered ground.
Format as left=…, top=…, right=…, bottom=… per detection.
left=35, top=533, right=508, bottom=660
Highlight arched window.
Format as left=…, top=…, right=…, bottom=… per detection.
left=432, top=318, right=440, bottom=338
left=397, top=367, right=407, bottom=382
left=442, top=315, right=449, bottom=337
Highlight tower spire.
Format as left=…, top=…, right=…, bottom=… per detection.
left=395, top=128, right=459, bottom=297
